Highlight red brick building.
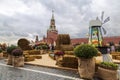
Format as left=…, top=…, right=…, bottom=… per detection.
left=71, top=36, right=120, bottom=46
left=36, top=10, right=58, bottom=45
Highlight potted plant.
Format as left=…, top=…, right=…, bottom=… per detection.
left=74, top=44, right=98, bottom=79
left=6, top=45, right=17, bottom=65
left=0, top=48, right=3, bottom=58
left=12, top=49, right=24, bottom=67
left=97, top=62, right=118, bottom=80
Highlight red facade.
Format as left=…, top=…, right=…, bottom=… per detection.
left=71, top=36, right=120, bottom=45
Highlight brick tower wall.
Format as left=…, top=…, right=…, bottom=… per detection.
left=47, top=31, right=58, bottom=44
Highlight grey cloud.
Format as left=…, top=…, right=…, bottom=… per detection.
left=0, top=0, right=120, bottom=45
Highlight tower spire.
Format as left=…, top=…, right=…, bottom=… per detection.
left=48, top=10, right=56, bottom=30
left=52, top=10, right=54, bottom=19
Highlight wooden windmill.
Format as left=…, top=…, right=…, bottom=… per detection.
left=88, top=11, right=110, bottom=47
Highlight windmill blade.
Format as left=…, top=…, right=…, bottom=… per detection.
left=102, top=27, right=107, bottom=34
left=101, top=11, right=104, bottom=22
left=103, top=17, right=110, bottom=24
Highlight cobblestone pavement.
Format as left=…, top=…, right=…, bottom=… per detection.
left=0, top=59, right=82, bottom=80
left=0, top=59, right=119, bottom=80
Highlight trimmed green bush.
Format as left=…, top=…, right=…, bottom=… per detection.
left=99, top=62, right=118, bottom=70
left=6, top=45, right=18, bottom=55
left=74, top=44, right=98, bottom=58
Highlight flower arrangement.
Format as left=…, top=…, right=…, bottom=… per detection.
left=54, top=51, right=64, bottom=56
left=12, top=49, right=23, bottom=56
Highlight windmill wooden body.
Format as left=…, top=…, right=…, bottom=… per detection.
left=89, top=20, right=103, bottom=47
left=89, top=11, right=110, bottom=47
left=88, top=12, right=112, bottom=62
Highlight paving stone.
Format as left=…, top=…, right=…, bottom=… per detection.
left=0, top=59, right=120, bottom=80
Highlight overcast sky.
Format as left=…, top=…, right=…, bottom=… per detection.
left=0, top=0, right=120, bottom=45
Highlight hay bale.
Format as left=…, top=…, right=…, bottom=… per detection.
left=23, top=52, right=29, bottom=56
left=64, top=51, right=74, bottom=55
left=33, top=55, right=42, bottom=59
left=57, top=55, right=78, bottom=68
left=62, top=62, right=78, bottom=68
left=63, top=55, right=77, bottom=63
left=56, top=34, right=70, bottom=45
left=24, top=55, right=35, bottom=62
left=60, top=45, right=74, bottom=51
left=54, top=50, right=61, bottom=53
left=116, top=56, right=120, bottom=60
left=56, top=34, right=71, bottom=49
left=24, top=54, right=29, bottom=58
left=111, top=54, right=120, bottom=59
left=28, top=50, right=40, bottom=55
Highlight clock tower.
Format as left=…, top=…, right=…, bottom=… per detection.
left=47, top=10, right=58, bottom=44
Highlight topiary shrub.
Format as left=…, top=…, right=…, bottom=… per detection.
left=56, top=34, right=71, bottom=50
left=6, top=45, right=18, bottom=55
left=17, top=38, right=32, bottom=50
left=74, top=44, right=98, bottom=59
left=56, top=34, right=70, bottom=45
left=12, top=49, right=23, bottom=56
left=60, top=45, right=74, bottom=51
